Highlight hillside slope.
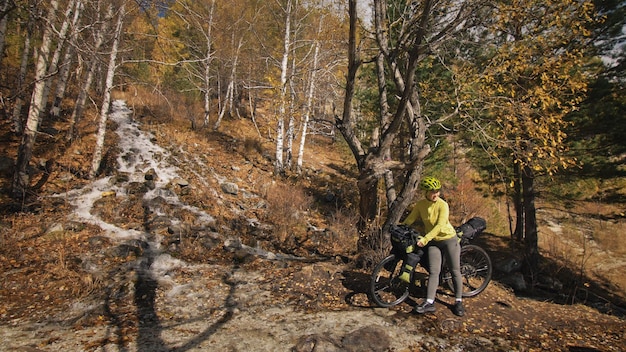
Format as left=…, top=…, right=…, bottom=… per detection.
left=0, top=99, right=624, bottom=351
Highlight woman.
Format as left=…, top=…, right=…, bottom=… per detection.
left=401, top=176, right=465, bottom=316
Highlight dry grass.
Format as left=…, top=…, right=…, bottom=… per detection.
left=591, top=220, right=626, bottom=255
left=262, top=182, right=313, bottom=243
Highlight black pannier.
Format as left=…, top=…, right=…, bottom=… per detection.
left=455, top=217, right=487, bottom=242
left=389, top=224, right=418, bottom=254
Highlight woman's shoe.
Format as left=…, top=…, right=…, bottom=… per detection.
left=453, top=301, right=465, bottom=317
left=414, top=301, right=436, bottom=314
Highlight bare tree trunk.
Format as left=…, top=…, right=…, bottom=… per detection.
left=374, top=49, right=397, bottom=205
left=285, top=57, right=296, bottom=169
left=274, top=0, right=292, bottom=175
left=246, top=77, right=261, bottom=137
left=215, top=36, right=242, bottom=130
left=512, top=162, right=524, bottom=241
left=68, top=3, right=112, bottom=142
left=89, top=3, right=125, bottom=179
left=51, top=0, right=83, bottom=119
left=296, top=39, right=320, bottom=174
left=202, top=0, right=215, bottom=128
left=11, top=0, right=59, bottom=199
left=522, top=165, right=540, bottom=277
left=40, top=0, right=77, bottom=116
left=286, top=99, right=295, bottom=169
left=12, top=12, right=33, bottom=134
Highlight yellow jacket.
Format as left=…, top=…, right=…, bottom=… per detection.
left=401, top=197, right=456, bottom=245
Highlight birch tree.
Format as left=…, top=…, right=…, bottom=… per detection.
left=90, top=2, right=126, bottom=179
left=296, top=39, right=319, bottom=174
left=214, top=34, right=243, bottom=129
left=39, top=0, right=77, bottom=116
left=11, top=0, right=59, bottom=199
left=50, top=0, right=83, bottom=118
left=274, top=0, right=292, bottom=175
left=68, top=2, right=113, bottom=142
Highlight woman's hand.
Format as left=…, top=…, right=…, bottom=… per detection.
left=417, top=236, right=426, bottom=247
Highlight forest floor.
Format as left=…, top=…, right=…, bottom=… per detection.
left=0, top=99, right=625, bottom=351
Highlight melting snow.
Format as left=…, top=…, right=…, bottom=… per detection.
left=53, top=100, right=217, bottom=283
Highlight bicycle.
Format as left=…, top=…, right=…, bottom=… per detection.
left=370, top=222, right=492, bottom=308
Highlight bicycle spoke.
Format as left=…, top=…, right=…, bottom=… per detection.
left=370, top=254, right=410, bottom=307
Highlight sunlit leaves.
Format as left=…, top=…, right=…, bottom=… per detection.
left=475, top=0, right=599, bottom=176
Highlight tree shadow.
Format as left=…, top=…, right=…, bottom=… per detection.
left=169, top=269, right=238, bottom=352
left=341, top=270, right=372, bottom=308
left=134, top=253, right=167, bottom=352
left=101, top=246, right=239, bottom=351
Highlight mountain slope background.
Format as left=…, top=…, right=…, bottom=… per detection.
left=0, top=92, right=625, bottom=351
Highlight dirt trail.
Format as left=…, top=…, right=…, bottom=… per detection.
left=1, top=101, right=625, bottom=352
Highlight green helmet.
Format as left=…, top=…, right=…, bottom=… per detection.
left=420, top=176, right=441, bottom=191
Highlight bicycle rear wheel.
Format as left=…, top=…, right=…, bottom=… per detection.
left=445, top=244, right=492, bottom=297
left=370, top=254, right=410, bottom=307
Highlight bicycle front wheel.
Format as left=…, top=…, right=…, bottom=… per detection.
left=370, top=254, right=410, bottom=307
left=445, top=244, right=492, bottom=297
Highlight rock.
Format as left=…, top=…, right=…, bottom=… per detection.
left=145, top=168, right=157, bottom=181
left=221, top=182, right=239, bottom=195
left=127, top=181, right=148, bottom=195
left=173, top=178, right=189, bottom=187
left=145, top=215, right=173, bottom=232
left=45, top=223, right=64, bottom=235
left=224, top=237, right=243, bottom=251
left=341, top=325, right=390, bottom=352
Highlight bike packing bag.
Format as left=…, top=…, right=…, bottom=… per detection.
left=398, top=252, right=421, bottom=283
left=455, top=217, right=487, bottom=241
left=389, top=225, right=417, bottom=254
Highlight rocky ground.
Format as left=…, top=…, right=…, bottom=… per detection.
left=1, top=101, right=625, bottom=351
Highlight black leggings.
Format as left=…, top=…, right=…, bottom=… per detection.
left=425, top=237, right=463, bottom=300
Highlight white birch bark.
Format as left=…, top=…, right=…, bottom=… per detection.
left=68, top=3, right=112, bottom=141
left=275, top=0, right=292, bottom=175
left=296, top=40, right=320, bottom=174
left=285, top=57, right=296, bottom=169
left=202, top=0, right=215, bottom=127
left=214, top=35, right=243, bottom=130
left=40, top=0, right=77, bottom=115
left=11, top=0, right=59, bottom=198
left=51, top=0, right=83, bottom=118
left=89, top=3, right=125, bottom=179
